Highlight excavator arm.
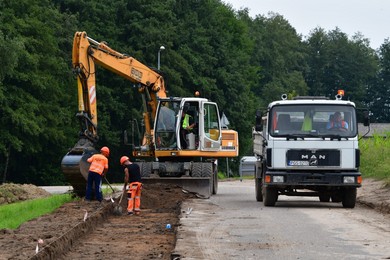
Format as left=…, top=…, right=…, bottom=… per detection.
left=72, top=31, right=167, bottom=148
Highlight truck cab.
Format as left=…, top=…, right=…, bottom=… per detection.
left=253, top=94, right=369, bottom=208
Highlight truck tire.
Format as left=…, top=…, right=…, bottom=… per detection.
left=255, top=178, right=263, bottom=202
left=331, top=194, right=342, bottom=203
left=263, top=186, right=278, bottom=206
left=319, top=194, right=331, bottom=202
left=342, top=188, right=357, bottom=208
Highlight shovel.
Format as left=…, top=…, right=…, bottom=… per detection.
left=113, top=184, right=126, bottom=216
left=103, top=176, right=116, bottom=193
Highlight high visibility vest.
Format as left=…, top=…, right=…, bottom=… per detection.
left=182, top=114, right=193, bottom=130
left=87, top=154, right=108, bottom=175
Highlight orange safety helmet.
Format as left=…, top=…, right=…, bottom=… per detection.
left=100, top=146, right=110, bottom=156
left=120, top=156, right=129, bottom=165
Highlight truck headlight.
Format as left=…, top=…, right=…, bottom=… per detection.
left=272, top=176, right=284, bottom=183
left=343, top=176, right=355, bottom=183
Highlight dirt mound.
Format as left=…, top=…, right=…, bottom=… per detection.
left=357, top=178, right=390, bottom=215
left=0, top=183, right=51, bottom=205
left=0, top=183, right=196, bottom=259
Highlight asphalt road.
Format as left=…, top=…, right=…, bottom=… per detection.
left=174, top=179, right=390, bottom=260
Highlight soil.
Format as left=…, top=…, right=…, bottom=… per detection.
left=0, top=183, right=196, bottom=260
left=0, top=178, right=389, bottom=260
left=0, top=183, right=51, bottom=205
left=357, top=178, right=390, bottom=215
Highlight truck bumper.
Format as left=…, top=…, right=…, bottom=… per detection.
left=263, top=171, right=362, bottom=188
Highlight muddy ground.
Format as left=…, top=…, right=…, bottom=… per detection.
left=0, top=183, right=196, bottom=260
left=0, top=179, right=389, bottom=260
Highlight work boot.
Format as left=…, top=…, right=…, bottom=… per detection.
left=127, top=211, right=134, bottom=216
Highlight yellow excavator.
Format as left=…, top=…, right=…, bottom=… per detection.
left=61, top=32, right=239, bottom=198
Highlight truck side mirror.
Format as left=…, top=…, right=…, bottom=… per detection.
left=255, top=110, right=263, bottom=131
left=363, top=110, right=370, bottom=126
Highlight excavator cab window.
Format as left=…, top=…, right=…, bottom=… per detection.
left=201, top=102, right=221, bottom=151
left=155, top=101, right=179, bottom=149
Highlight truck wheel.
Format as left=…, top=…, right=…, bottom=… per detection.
left=331, top=194, right=342, bottom=203
left=255, top=178, right=263, bottom=202
left=263, top=186, right=278, bottom=206
left=342, top=188, right=357, bottom=208
left=319, top=194, right=331, bottom=202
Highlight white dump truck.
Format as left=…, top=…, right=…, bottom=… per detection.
left=253, top=93, right=370, bottom=208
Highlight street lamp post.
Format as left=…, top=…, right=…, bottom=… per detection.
left=157, top=45, right=165, bottom=70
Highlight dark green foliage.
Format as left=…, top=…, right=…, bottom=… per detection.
left=368, top=40, right=390, bottom=122
left=0, top=0, right=77, bottom=184
left=305, top=28, right=378, bottom=105
left=0, top=0, right=387, bottom=183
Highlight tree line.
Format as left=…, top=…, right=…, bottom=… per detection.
left=0, top=0, right=389, bottom=185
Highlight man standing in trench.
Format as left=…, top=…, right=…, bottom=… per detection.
left=120, top=156, right=142, bottom=215
left=86, top=146, right=110, bottom=202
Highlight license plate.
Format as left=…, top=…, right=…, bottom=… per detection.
left=288, top=160, right=309, bottom=166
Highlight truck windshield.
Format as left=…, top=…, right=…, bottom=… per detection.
left=269, top=104, right=357, bottom=138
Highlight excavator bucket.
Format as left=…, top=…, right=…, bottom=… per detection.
left=61, top=143, right=97, bottom=197
left=141, top=177, right=213, bottom=198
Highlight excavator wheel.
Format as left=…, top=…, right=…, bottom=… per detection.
left=141, top=162, right=152, bottom=177
left=191, top=162, right=202, bottom=177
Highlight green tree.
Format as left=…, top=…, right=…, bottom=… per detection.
left=305, top=28, right=378, bottom=104
left=248, top=13, right=308, bottom=105
left=368, top=39, right=390, bottom=122
left=0, top=0, right=77, bottom=184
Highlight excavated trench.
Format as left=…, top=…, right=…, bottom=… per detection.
left=0, top=183, right=195, bottom=260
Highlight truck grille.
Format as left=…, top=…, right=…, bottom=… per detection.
left=286, top=149, right=340, bottom=167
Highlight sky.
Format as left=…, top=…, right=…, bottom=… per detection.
left=223, top=0, right=390, bottom=50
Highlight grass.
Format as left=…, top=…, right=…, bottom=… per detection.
left=359, top=135, right=390, bottom=186
left=0, top=185, right=117, bottom=230
left=0, top=194, right=76, bottom=229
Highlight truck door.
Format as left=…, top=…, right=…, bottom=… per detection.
left=201, top=102, right=221, bottom=151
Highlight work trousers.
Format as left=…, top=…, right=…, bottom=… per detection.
left=86, top=171, right=103, bottom=202
left=127, top=182, right=142, bottom=214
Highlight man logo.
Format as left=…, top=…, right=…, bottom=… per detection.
left=301, top=154, right=326, bottom=162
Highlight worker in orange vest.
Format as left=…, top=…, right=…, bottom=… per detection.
left=86, top=146, right=110, bottom=202
left=120, top=156, right=142, bottom=215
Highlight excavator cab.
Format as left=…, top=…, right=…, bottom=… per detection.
left=154, top=97, right=223, bottom=152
